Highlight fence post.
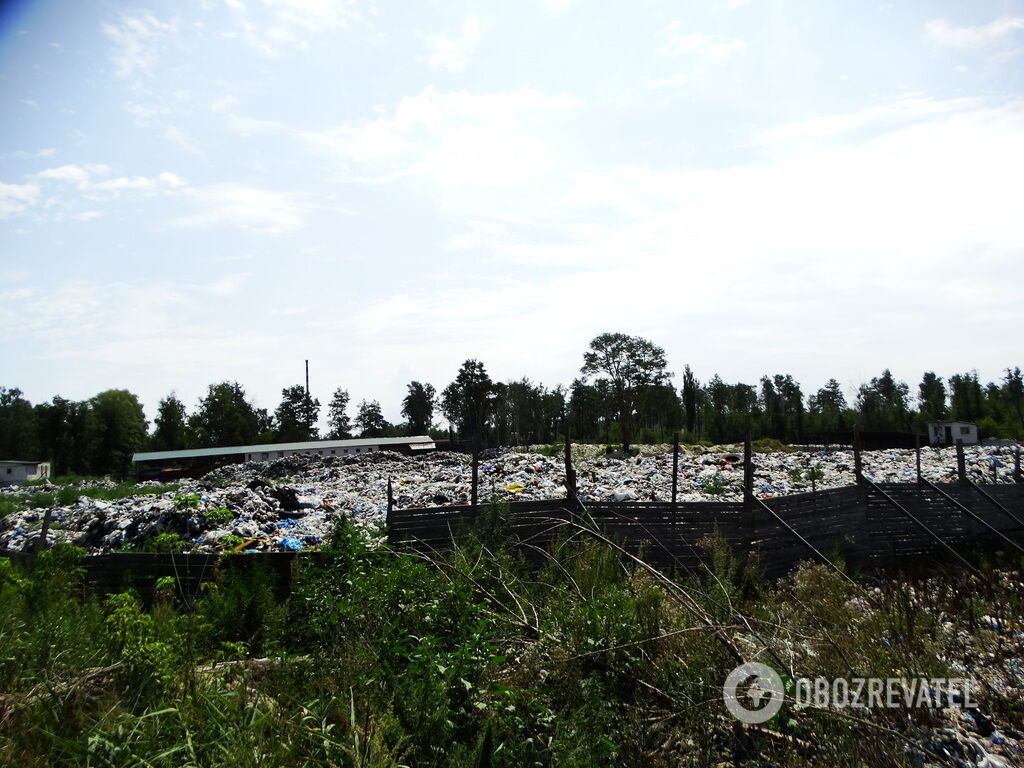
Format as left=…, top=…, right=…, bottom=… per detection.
left=808, top=454, right=816, bottom=493
left=35, top=507, right=53, bottom=553
left=563, top=425, right=577, bottom=507
left=853, top=425, right=864, bottom=485
left=387, top=477, right=394, bottom=516
left=915, top=435, right=922, bottom=485
left=956, top=439, right=966, bottom=486
left=672, top=433, right=679, bottom=507
left=471, top=440, right=480, bottom=510
left=743, top=431, right=755, bottom=549
left=1015, top=447, right=1022, bottom=484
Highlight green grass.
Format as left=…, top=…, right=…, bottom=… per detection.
left=1, top=520, right=1021, bottom=766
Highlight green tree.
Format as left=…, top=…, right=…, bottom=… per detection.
left=326, top=388, right=352, bottom=439
left=0, top=387, right=40, bottom=460
left=680, top=365, right=699, bottom=436
left=1003, top=367, right=1024, bottom=436
left=90, top=389, right=148, bottom=475
left=949, top=371, right=986, bottom=423
left=917, top=372, right=948, bottom=422
left=190, top=382, right=261, bottom=447
left=354, top=399, right=388, bottom=438
left=701, top=376, right=758, bottom=443
left=274, top=385, right=320, bottom=442
left=567, top=378, right=605, bottom=442
left=580, top=333, right=670, bottom=452
left=401, top=381, right=436, bottom=436
left=441, top=359, right=494, bottom=440
left=808, top=379, right=848, bottom=434
left=856, top=369, right=910, bottom=431
left=150, top=394, right=191, bottom=451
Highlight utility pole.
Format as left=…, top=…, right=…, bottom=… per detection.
left=305, top=360, right=309, bottom=395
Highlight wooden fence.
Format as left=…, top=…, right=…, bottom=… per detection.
left=386, top=482, right=1024, bottom=578
left=387, top=435, right=1024, bottom=578
left=3, top=436, right=1021, bottom=596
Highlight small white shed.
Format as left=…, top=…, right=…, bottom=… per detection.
left=928, top=421, right=978, bottom=447
left=0, top=460, right=51, bottom=486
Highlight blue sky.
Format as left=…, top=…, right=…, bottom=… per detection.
left=2, top=0, right=1022, bottom=428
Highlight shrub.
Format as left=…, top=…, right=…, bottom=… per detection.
left=703, top=472, right=728, bottom=495
left=204, top=507, right=234, bottom=526
left=151, top=532, right=184, bottom=553
left=173, top=493, right=200, bottom=510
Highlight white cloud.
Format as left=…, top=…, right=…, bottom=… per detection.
left=926, top=16, right=1024, bottom=49
left=432, top=99, right=1024, bottom=319
left=208, top=272, right=252, bottom=295
left=223, top=0, right=359, bottom=57
left=419, top=14, right=482, bottom=72
left=657, top=29, right=745, bottom=60
left=0, top=278, right=285, bottom=391
left=170, top=184, right=302, bottom=234
left=85, top=173, right=184, bottom=195
left=0, top=148, right=56, bottom=160
left=354, top=86, right=577, bottom=187
left=234, top=85, right=580, bottom=191
left=754, top=95, right=977, bottom=146
left=33, top=164, right=183, bottom=198
left=0, top=182, right=40, bottom=218
left=102, top=12, right=177, bottom=79
left=265, top=0, right=358, bottom=31
left=646, top=25, right=745, bottom=89
left=20, top=99, right=39, bottom=110
left=164, top=125, right=204, bottom=154
left=540, top=0, right=571, bottom=12
left=35, top=164, right=101, bottom=184
left=73, top=210, right=103, bottom=221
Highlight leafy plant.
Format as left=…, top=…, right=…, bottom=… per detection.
left=172, top=493, right=200, bottom=510
left=204, top=507, right=233, bottom=526
left=151, top=532, right=184, bottom=553
left=219, top=534, right=245, bottom=550
left=703, top=472, right=729, bottom=495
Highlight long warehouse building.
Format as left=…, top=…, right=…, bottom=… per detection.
left=133, top=435, right=436, bottom=474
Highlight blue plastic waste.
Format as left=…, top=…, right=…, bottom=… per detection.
left=280, top=537, right=304, bottom=551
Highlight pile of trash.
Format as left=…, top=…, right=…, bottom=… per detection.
left=0, top=443, right=1018, bottom=554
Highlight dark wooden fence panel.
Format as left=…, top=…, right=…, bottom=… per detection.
left=6, top=482, right=1023, bottom=596
left=387, top=482, right=1024, bottom=578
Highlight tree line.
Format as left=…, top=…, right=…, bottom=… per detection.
left=2, top=332, right=1022, bottom=475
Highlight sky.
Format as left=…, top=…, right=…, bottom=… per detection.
left=1, top=0, right=1023, bottom=429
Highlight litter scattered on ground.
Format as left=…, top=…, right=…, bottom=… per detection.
left=1, top=443, right=1019, bottom=554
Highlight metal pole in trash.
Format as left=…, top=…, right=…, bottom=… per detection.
left=853, top=425, right=863, bottom=485
left=956, top=439, right=967, bottom=485
left=471, top=439, right=479, bottom=511
left=915, top=435, right=922, bottom=485
left=387, top=477, right=394, bottom=516
left=563, top=424, right=577, bottom=505
left=1015, top=447, right=1022, bottom=484
left=35, top=506, right=53, bottom=553
left=743, top=431, right=755, bottom=549
left=671, top=433, right=679, bottom=509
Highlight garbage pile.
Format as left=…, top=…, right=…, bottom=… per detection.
left=0, top=443, right=1019, bottom=554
